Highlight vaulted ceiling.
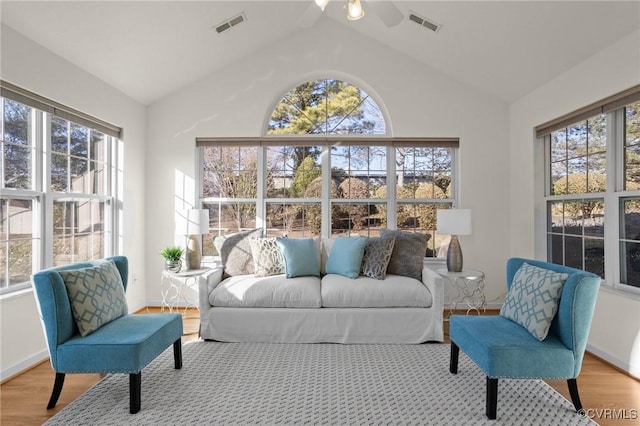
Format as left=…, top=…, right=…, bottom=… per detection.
left=2, top=1, right=639, bottom=105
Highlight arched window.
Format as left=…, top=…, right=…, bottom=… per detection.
left=199, top=79, right=459, bottom=259
left=267, top=79, right=386, bottom=135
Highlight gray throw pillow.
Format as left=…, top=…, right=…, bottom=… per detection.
left=361, top=237, right=396, bottom=280
left=379, top=229, right=430, bottom=280
left=213, top=228, right=263, bottom=277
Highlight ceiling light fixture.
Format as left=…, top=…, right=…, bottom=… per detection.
left=314, top=0, right=365, bottom=21
left=346, top=0, right=365, bottom=21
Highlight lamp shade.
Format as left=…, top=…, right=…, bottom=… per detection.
left=176, top=209, right=209, bottom=235
left=436, top=209, right=472, bottom=235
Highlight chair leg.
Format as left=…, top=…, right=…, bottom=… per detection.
left=130, top=373, right=141, bottom=414
left=567, top=378, right=583, bottom=412
left=449, top=342, right=459, bottom=374
left=173, top=339, right=182, bottom=370
left=46, top=373, right=65, bottom=409
left=486, top=377, right=498, bottom=420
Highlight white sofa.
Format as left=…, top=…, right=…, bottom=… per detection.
left=198, top=238, right=444, bottom=344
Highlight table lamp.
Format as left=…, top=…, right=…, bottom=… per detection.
left=177, top=209, right=210, bottom=270
left=436, top=209, right=472, bottom=272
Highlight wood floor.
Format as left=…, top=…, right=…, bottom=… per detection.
left=2, top=308, right=639, bottom=425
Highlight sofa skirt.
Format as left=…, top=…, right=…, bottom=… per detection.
left=200, top=307, right=443, bottom=344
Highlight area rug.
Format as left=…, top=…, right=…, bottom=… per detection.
left=45, top=342, right=597, bottom=425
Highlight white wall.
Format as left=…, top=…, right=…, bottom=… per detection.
left=509, top=29, right=640, bottom=377
left=0, top=25, right=147, bottom=379
left=146, top=19, right=511, bottom=305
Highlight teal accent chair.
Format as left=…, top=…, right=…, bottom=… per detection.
left=31, top=256, right=183, bottom=414
left=449, top=258, right=600, bottom=420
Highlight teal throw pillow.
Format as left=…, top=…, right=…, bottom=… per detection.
left=500, top=262, right=569, bottom=341
left=59, top=261, right=128, bottom=337
left=325, top=237, right=368, bottom=279
left=276, top=237, right=320, bottom=278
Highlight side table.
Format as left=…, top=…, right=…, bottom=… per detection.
left=161, top=268, right=211, bottom=315
left=436, top=268, right=486, bottom=316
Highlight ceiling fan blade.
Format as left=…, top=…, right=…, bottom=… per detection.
left=366, top=1, right=404, bottom=27
left=298, top=2, right=324, bottom=28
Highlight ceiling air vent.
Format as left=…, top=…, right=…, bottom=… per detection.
left=215, top=12, right=247, bottom=34
left=408, top=11, right=441, bottom=33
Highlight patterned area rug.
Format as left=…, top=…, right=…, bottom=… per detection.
left=45, top=342, right=597, bottom=425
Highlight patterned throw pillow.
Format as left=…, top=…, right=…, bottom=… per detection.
left=379, top=230, right=430, bottom=280
left=361, top=237, right=396, bottom=280
left=59, top=261, right=128, bottom=337
left=250, top=237, right=285, bottom=277
left=500, top=262, right=569, bottom=341
left=213, top=228, right=263, bottom=277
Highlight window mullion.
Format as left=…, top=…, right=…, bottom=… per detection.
left=387, top=146, right=396, bottom=229
left=105, top=136, right=115, bottom=256
left=256, top=146, right=265, bottom=231
left=33, top=111, right=44, bottom=271
left=452, top=146, right=460, bottom=204
left=605, top=110, right=621, bottom=287
left=321, top=145, right=330, bottom=238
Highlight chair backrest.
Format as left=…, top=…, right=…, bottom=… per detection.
left=31, top=256, right=128, bottom=370
left=506, top=257, right=600, bottom=376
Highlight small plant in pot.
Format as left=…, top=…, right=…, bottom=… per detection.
left=161, top=246, right=184, bottom=273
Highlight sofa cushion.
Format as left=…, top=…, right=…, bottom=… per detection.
left=277, top=237, right=320, bottom=278
left=321, top=274, right=432, bottom=308
left=59, top=260, right=128, bottom=337
left=250, top=237, right=285, bottom=277
left=210, top=274, right=322, bottom=308
left=214, top=228, right=263, bottom=277
left=325, top=237, right=368, bottom=279
left=500, top=262, right=569, bottom=341
left=379, top=230, right=430, bottom=280
left=361, top=236, right=395, bottom=280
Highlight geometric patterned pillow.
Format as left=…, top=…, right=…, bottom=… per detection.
left=250, top=237, right=285, bottom=277
left=59, top=261, right=128, bottom=337
left=499, top=262, right=569, bottom=341
left=361, top=236, right=396, bottom=280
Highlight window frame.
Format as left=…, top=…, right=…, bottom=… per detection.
left=539, top=89, right=640, bottom=296
left=197, top=137, right=460, bottom=257
left=1, top=84, right=120, bottom=295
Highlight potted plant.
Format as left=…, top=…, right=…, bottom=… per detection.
left=161, top=246, right=184, bottom=272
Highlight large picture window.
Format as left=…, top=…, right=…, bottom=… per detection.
left=539, top=85, right=640, bottom=291
left=0, top=82, right=120, bottom=294
left=199, top=141, right=458, bottom=257
left=200, top=79, right=458, bottom=257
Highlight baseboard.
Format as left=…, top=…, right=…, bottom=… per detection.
left=1, top=350, right=49, bottom=383
left=586, top=342, right=639, bottom=379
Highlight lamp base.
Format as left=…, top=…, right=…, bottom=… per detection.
left=186, top=235, right=202, bottom=270
left=446, top=235, right=463, bottom=272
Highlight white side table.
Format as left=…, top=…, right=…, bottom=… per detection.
left=161, top=268, right=211, bottom=314
left=436, top=268, right=486, bottom=316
